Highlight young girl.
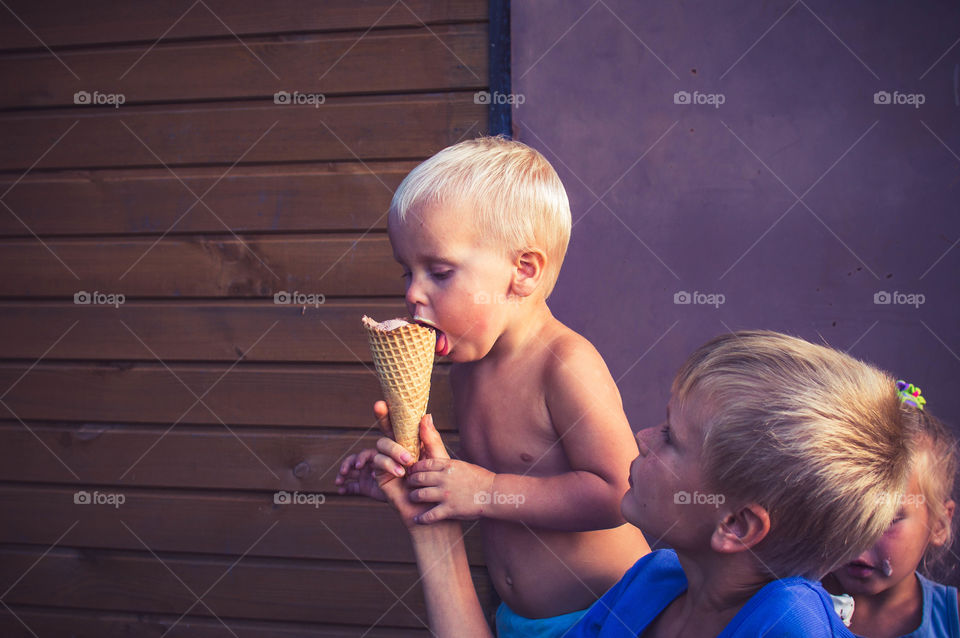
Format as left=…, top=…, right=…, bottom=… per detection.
left=824, top=383, right=959, bottom=638
left=350, top=331, right=916, bottom=637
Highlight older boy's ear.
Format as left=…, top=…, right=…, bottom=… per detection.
left=930, top=499, right=955, bottom=546
left=511, top=249, right=546, bottom=297
left=710, top=503, right=771, bottom=554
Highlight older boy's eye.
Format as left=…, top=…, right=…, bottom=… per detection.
left=400, top=271, right=412, bottom=281
left=661, top=425, right=671, bottom=444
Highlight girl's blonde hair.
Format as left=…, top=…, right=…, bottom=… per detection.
left=672, top=330, right=914, bottom=579
left=390, top=136, right=572, bottom=298
left=906, top=407, right=958, bottom=572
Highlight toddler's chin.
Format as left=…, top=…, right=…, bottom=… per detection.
left=620, top=494, right=641, bottom=527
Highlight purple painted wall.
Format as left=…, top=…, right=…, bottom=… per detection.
left=513, top=0, right=959, bottom=579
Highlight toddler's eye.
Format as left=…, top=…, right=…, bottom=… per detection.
left=431, top=270, right=453, bottom=281
left=660, top=425, right=671, bottom=444
left=400, top=271, right=412, bottom=281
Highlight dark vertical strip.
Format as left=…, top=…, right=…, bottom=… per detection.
left=488, top=0, right=512, bottom=137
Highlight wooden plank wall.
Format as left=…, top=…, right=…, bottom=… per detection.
left=0, top=1, right=492, bottom=635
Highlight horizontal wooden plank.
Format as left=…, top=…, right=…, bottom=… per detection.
left=0, top=546, right=494, bottom=627
left=0, top=364, right=454, bottom=427
left=0, top=605, right=441, bottom=638
left=0, top=484, right=483, bottom=564
left=0, top=235, right=405, bottom=297
left=0, top=425, right=461, bottom=488
left=0, top=162, right=414, bottom=236
left=0, top=95, right=486, bottom=171
left=2, top=25, right=486, bottom=109
left=0, top=301, right=413, bottom=362
left=0, top=606, right=436, bottom=638
left=0, top=0, right=487, bottom=51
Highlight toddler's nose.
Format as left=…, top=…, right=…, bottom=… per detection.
left=405, top=287, right=427, bottom=316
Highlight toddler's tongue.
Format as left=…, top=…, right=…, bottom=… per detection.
left=435, top=331, right=448, bottom=355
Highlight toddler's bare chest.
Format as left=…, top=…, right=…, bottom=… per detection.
left=454, top=389, right=566, bottom=475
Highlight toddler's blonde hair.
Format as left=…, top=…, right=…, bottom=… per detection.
left=906, top=407, right=958, bottom=570
left=390, top=136, right=571, bottom=298
left=672, top=330, right=913, bottom=579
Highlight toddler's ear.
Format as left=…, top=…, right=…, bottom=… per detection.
left=710, top=503, right=770, bottom=554
left=930, top=499, right=956, bottom=546
left=511, top=249, right=546, bottom=297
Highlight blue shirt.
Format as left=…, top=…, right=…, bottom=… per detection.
left=891, top=572, right=959, bottom=638
left=567, top=549, right=855, bottom=637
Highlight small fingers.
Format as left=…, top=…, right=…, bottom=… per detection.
left=409, top=487, right=446, bottom=503
left=338, top=453, right=359, bottom=477
left=353, top=447, right=377, bottom=468
left=376, top=436, right=414, bottom=466
left=373, top=401, right=391, bottom=436
left=410, top=458, right=448, bottom=473
left=372, top=452, right=407, bottom=478
left=415, top=505, right=450, bottom=525
left=406, top=471, right=442, bottom=487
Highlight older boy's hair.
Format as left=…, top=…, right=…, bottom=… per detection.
left=907, top=407, right=958, bottom=569
left=390, top=136, right=572, bottom=297
left=671, top=330, right=913, bottom=579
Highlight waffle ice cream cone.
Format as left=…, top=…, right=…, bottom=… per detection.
left=362, top=316, right=436, bottom=461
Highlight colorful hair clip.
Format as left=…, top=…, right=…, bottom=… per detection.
left=896, top=380, right=926, bottom=410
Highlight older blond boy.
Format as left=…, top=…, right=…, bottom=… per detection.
left=337, top=137, right=649, bottom=635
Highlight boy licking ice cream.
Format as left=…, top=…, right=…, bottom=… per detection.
left=337, top=136, right=649, bottom=635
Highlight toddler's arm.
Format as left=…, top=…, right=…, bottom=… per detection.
left=408, top=338, right=638, bottom=530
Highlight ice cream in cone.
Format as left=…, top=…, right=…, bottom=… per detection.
left=362, top=316, right=436, bottom=461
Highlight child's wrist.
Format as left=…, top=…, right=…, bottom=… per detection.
left=478, top=470, right=498, bottom=517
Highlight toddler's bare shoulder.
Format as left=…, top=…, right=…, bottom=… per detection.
left=539, top=328, right=615, bottom=394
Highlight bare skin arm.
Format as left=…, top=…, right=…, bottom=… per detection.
left=407, top=338, right=639, bottom=530
left=363, top=405, right=492, bottom=638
